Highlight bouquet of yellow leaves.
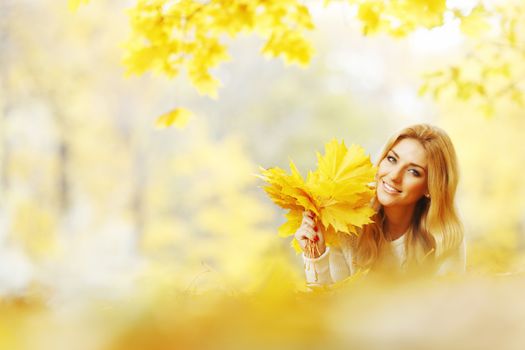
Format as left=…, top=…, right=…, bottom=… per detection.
left=259, top=140, right=377, bottom=252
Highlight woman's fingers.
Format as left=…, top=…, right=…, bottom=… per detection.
left=302, top=210, right=315, bottom=220
left=299, top=226, right=318, bottom=241
left=302, top=210, right=317, bottom=226
left=301, top=215, right=315, bottom=229
left=296, top=211, right=323, bottom=252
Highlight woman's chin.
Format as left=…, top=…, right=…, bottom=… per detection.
left=377, top=191, right=397, bottom=207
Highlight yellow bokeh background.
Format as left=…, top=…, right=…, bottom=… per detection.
left=1, top=0, right=525, bottom=349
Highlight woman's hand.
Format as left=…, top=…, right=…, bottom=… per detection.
left=294, top=211, right=326, bottom=258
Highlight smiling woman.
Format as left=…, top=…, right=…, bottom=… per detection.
left=377, top=138, right=429, bottom=211
left=295, top=124, right=466, bottom=285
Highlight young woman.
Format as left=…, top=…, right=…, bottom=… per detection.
left=295, top=124, right=466, bottom=285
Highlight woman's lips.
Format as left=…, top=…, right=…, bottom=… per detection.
left=382, top=179, right=401, bottom=194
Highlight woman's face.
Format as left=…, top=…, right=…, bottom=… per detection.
left=376, top=138, right=428, bottom=208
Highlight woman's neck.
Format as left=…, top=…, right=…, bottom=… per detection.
left=383, top=204, right=415, bottom=241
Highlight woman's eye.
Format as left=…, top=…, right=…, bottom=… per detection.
left=387, top=156, right=396, bottom=163
left=409, top=169, right=420, bottom=176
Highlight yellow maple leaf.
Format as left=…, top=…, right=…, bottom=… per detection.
left=278, top=210, right=303, bottom=237
left=262, top=30, right=313, bottom=66
left=258, top=163, right=317, bottom=214
left=357, top=2, right=382, bottom=35
left=156, top=108, right=192, bottom=129
left=187, top=68, right=222, bottom=98
left=259, top=140, right=377, bottom=252
left=312, top=140, right=376, bottom=238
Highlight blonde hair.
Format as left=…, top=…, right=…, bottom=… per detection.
left=354, top=124, right=463, bottom=272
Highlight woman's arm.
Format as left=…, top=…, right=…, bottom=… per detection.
left=303, top=246, right=333, bottom=285
left=303, top=245, right=353, bottom=286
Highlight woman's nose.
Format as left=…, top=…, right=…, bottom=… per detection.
left=389, top=166, right=403, bottom=183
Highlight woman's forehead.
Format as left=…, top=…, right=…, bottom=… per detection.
left=390, top=138, right=428, bottom=167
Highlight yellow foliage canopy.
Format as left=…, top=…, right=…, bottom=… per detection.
left=418, top=3, right=525, bottom=116
left=346, top=0, right=447, bottom=37
left=73, top=1, right=523, bottom=118
left=259, top=140, right=377, bottom=252
left=123, top=0, right=315, bottom=99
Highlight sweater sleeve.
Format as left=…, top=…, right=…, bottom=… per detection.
left=302, top=243, right=354, bottom=286
left=436, top=237, right=467, bottom=276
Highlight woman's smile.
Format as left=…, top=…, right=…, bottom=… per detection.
left=382, top=179, right=402, bottom=194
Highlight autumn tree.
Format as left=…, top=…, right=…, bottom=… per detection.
left=69, top=0, right=525, bottom=122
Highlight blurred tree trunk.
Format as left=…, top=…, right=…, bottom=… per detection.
left=113, top=101, right=148, bottom=238
left=131, top=150, right=146, bottom=235
left=124, top=116, right=147, bottom=237
left=36, top=91, right=72, bottom=215
left=55, top=115, right=71, bottom=214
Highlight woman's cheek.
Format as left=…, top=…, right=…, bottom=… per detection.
left=407, top=179, right=426, bottom=198
left=377, top=160, right=389, bottom=178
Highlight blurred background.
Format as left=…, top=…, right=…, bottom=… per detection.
left=1, top=0, right=525, bottom=349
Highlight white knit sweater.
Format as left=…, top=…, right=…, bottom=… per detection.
left=303, top=234, right=466, bottom=285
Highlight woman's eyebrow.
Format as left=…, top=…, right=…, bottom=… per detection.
left=390, top=150, right=426, bottom=170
